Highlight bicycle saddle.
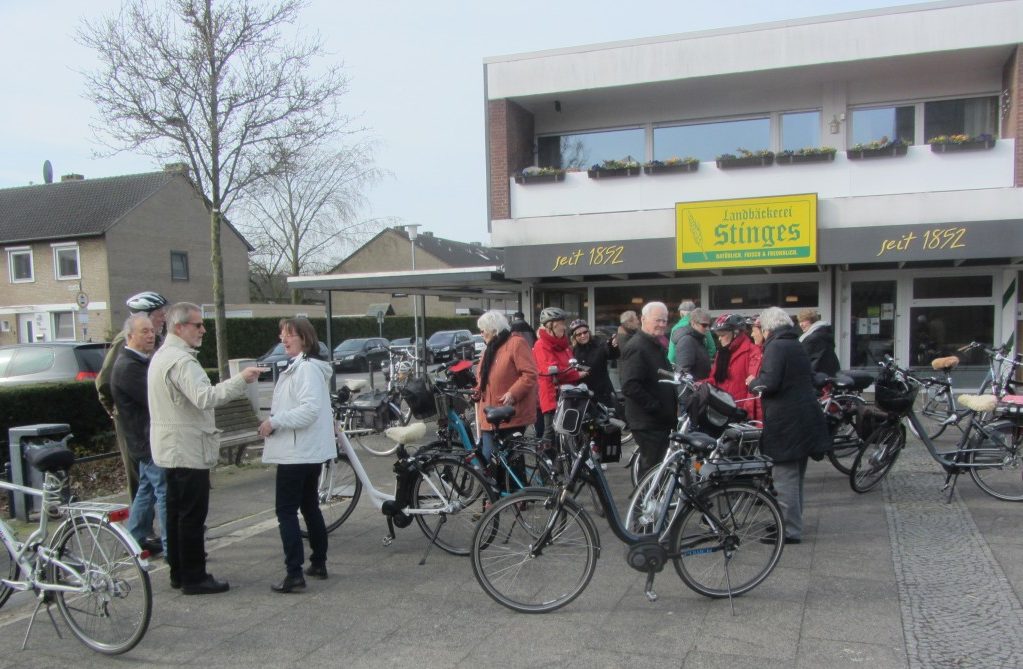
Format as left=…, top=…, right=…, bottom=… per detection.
left=27, top=445, right=75, bottom=473
left=344, top=378, right=369, bottom=393
left=931, top=356, right=959, bottom=371
left=669, top=431, right=718, bottom=455
left=484, top=405, right=516, bottom=425
left=958, top=394, right=997, bottom=413
left=833, top=370, right=875, bottom=392
left=811, top=372, right=831, bottom=390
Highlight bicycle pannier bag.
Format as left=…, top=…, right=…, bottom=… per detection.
left=400, top=377, right=437, bottom=419
left=352, top=390, right=391, bottom=431
left=554, top=385, right=591, bottom=435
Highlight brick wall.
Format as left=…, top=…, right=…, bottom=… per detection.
left=1006, top=46, right=1023, bottom=187
left=487, top=99, right=534, bottom=221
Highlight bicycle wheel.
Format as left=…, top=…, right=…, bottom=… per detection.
left=625, top=466, right=677, bottom=535
left=967, top=420, right=1023, bottom=501
left=471, top=489, right=599, bottom=613
left=301, top=454, right=362, bottom=537
left=630, top=449, right=644, bottom=488
left=850, top=424, right=905, bottom=493
left=0, top=541, right=16, bottom=609
left=909, top=384, right=953, bottom=440
left=501, top=445, right=557, bottom=491
left=671, top=483, right=783, bottom=598
left=49, top=516, right=151, bottom=655
left=341, top=410, right=397, bottom=457
left=412, top=457, right=496, bottom=555
left=824, top=395, right=865, bottom=475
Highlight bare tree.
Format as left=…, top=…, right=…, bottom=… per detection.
left=243, top=139, right=389, bottom=304
left=78, top=0, right=350, bottom=376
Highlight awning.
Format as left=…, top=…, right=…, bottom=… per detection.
left=287, top=265, right=521, bottom=298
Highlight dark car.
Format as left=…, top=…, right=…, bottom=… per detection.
left=257, top=341, right=331, bottom=380
left=0, top=342, right=111, bottom=386
left=426, top=330, right=475, bottom=363
left=332, top=337, right=391, bottom=372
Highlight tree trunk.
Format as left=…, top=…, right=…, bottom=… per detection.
left=211, top=207, right=229, bottom=378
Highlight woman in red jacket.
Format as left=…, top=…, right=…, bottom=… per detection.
left=532, top=307, right=586, bottom=443
left=707, top=313, right=760, bottom=420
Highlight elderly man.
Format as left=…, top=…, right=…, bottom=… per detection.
left=148, top=302, right=261, bottom=595
left=621, top=302, right=678, bottom=478
left=111, top=313, right=164, bottom=557
left=617, top=310, right=640, bottom=351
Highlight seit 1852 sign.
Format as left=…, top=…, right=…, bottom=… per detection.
left=676, top=194, right=817, bottom=270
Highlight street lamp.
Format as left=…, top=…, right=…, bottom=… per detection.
left=404, top=224, right=422, bottom=371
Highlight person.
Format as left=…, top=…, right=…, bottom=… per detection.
left=668, top=300, right=715, bottom=366
left=621, top=302, right=677, bottom=478
left=475, top=310, right=538, bottom=462
left=706, top=313, right=758, bottom=415
left=744, top=316, right=765, bottom=422
left=673, top=307, right=713, bottom=380
left=509, top=311, right=537, bottom=348
left=148, top=302, right=261, bottom=595
left=569, top=319, right=619, bottom=407
left=110, top=313, right=165, bottom=557
left=616, top=310, right=640, bottom=351
left=97, top=291, right=169, bottom=504
left=533, top=307, right=586, bottom=443
left=797, top=308, right=840, bottom=376
left=748, top=307, right=830, bottom=545
left=258, top=318, right=336, bottom=594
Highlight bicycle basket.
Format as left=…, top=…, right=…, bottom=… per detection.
left=874, top=370, right=919, bottom=413
left=554, top=385, right=591, bottom=435
left=400, top=376, right=437, bottom=419
left=351, top=390, right=391, bottom=431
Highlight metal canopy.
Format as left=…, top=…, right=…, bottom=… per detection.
left=287, top=265, right=521, bottom=298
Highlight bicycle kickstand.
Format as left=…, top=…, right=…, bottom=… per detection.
left=418, top=515, right=447, bottom=566
left=22, top=591, right=63, bottom=651
left=940, top=469, right=961, bottom=504
left=383, top=518, right=396, bottom=547
left=643, top=570, right=658, bottom=603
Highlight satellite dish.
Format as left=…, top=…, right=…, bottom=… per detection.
left=43, top=160, right=53, bottom=184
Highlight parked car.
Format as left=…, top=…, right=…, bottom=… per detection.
left=0, top=342, right=111, bottom=386
left=332, top=337, right=391, bottom=372
left=257, top=341, right=331, bottom=380
left=426, top=329, right=475, bottom=363
left=472, top=334, right=486, bottom=355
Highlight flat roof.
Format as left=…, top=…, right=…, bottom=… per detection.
left=287, top=266, right=522, bottom=299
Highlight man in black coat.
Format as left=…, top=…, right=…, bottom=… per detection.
left=749, top=307, right=830, bottom=545
left=111, top=313, right=165, bottom=556
left=673, top=307, right=713, bottom=380
left=621, top=302, right=677, bottom=478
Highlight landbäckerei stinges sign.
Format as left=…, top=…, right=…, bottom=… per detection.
left=676, top=194, right=817, bottom=269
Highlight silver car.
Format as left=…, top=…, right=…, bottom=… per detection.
left=0, top=342, right=111, bottom=386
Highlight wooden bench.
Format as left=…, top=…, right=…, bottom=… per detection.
left=214, top=398, right=262, bottom=465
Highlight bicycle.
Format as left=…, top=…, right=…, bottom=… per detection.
left=300, top=417, right=496, bottom=564
left=334, top=356, right=417, bottom=456
left=0, top=445, right=151, bottom=655
left=849, top=355, right=1023, bottom=502
left=469, top=382, right=783, bottom=613
left=816, top=369, right=876, bottom=475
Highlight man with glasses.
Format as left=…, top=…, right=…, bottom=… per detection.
left=668, top=300, right=715, bottom=367
left=148, top=302, right=262, bottom=595
left=621, top=302, right=677, bottom=477
left=674, top=307, right=712, bottom=381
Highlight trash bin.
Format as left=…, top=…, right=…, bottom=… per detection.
left=8, top=424, right=72, bottom=522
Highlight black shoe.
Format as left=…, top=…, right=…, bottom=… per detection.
left=270, top=575, right=307, bottom=593
left=170, top=577, right=181, bottom=589
left=304, top=564, right=328, bottom=580
left=141, top=538, right=164, bottom=556
left=182, top=575, right=230, bottom=595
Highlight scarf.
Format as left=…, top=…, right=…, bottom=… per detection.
left=478, top=329, right=511, bottom=395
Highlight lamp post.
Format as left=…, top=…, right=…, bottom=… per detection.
left=404, top=224, right=422, bottom=372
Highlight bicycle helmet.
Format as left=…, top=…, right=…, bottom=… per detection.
left=711, top=313, right=744, bottom=333
left=126, top=291, right=169, bottom=313
left=539, top=307, right=568, bottom=325
left=568, top=319, right=589, bottom=335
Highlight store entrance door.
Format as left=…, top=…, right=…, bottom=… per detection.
left=848, top=280, right=897, bottom=369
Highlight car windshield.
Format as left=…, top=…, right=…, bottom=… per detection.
left=428, top=332, right=454, bottom=345
left=335, top=339, right=368, bottom=353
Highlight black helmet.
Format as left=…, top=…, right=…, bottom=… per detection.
left=126, top=291, right=169, bottom=313
left=539, top=307, right=568, bottom=325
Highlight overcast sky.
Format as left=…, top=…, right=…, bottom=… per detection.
left=2, top=0, right=924, bottom=247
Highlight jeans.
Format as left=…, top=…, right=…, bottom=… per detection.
left=165, top=468, right=211, bottom=586
left=127, top=457, right=167, bottom=552
left=276, top=463, right=328, bottom=578
left=772, top=458, right=808, bottom=540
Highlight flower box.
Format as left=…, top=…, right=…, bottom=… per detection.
left=776, top=152, right=836, bottom=165
left=846, top=144, right=908, bottom=160
left=587, top=167, right=640, bottom=179
left=514, top=172, right=565, bottom=184
left=716, top=155, right=774, bottom=169
left=929, top=138, right=996, bottom=153
left=643, top=162, right=699, bottom=175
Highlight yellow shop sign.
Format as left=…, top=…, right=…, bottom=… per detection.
left=676, top=194, right=817, bottom=269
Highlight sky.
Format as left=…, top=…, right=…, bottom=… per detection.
left=1, top=0, right=926, bottom=248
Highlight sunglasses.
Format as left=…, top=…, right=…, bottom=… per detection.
left=575, top=330, right=590, bottom=336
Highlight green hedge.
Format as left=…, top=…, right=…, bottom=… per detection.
left=0, top=383, right=113, bottom=459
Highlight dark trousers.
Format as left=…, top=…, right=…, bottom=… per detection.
left=165, top=467, right=210, bottom=586
left=113, top=413, right=141, bottom=502
left=276, top=463, right=328, bottom=578
left=633, top=427, right=670, bottom=480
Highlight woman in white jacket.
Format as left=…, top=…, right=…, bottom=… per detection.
left=258, top=318, right=336, bottom=593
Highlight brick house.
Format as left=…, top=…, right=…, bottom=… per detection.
left=0, top=167, right=251, bottom=344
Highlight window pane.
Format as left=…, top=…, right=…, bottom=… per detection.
left=171, top=251, right=189, bottom=280
left=924, top=96, right=997, bottom=140
left=708, top=282, right=818, bottom=310
left=594, top=284, right=702, bottom=333
left=850, top=106, right=915, bottom=146
left=781, top=111, right=821, bottom=151
left=10, top=251, right=32, bottom=280
left=654, top=118, right=770, bottom=162
left=56, top=247, right=79, bottom=278
left=910, top=305, right=993, bottom=369
left=8, top=348, right=54, bottom=376
left=54, top=312, right=75, bottom=340
left=849, top=280, right=896, bottom=368
left=912, top=275, right=991, bottom=299
left=537, top=128, right=644, bottom=169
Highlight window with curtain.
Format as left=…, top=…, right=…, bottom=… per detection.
left=924, top=96, right=998, bottom=140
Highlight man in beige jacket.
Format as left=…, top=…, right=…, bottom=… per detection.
left=148, top=302, right=261, bottom=595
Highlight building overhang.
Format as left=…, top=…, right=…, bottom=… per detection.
left=287, top=266, right=522, bottom=299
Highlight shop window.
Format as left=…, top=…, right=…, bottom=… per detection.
left=53, top=244, right=80, bottom=280
left=910, top=305, right=994, bottom=367
left=849, top=105, right=914, bottom=146
left=708, top=282, right=818, bottom=311
left=924, top=96, right=997, bottom=141
left=849, top=280, right=896, bottom=368
left=781, top=111, right=821, bottom=152
left=912, top=275, right=991, bottom=300
left=594, top=284, right=702, bottom=333
left=171, top=251, right=190, bottom=281
left=53, top=311, right=75, bottom=340
left=7, top=248, right=33, bottom=283
left=537, top=128, right=644, bottom=169
left=654, top=117, right=769, bottom=163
